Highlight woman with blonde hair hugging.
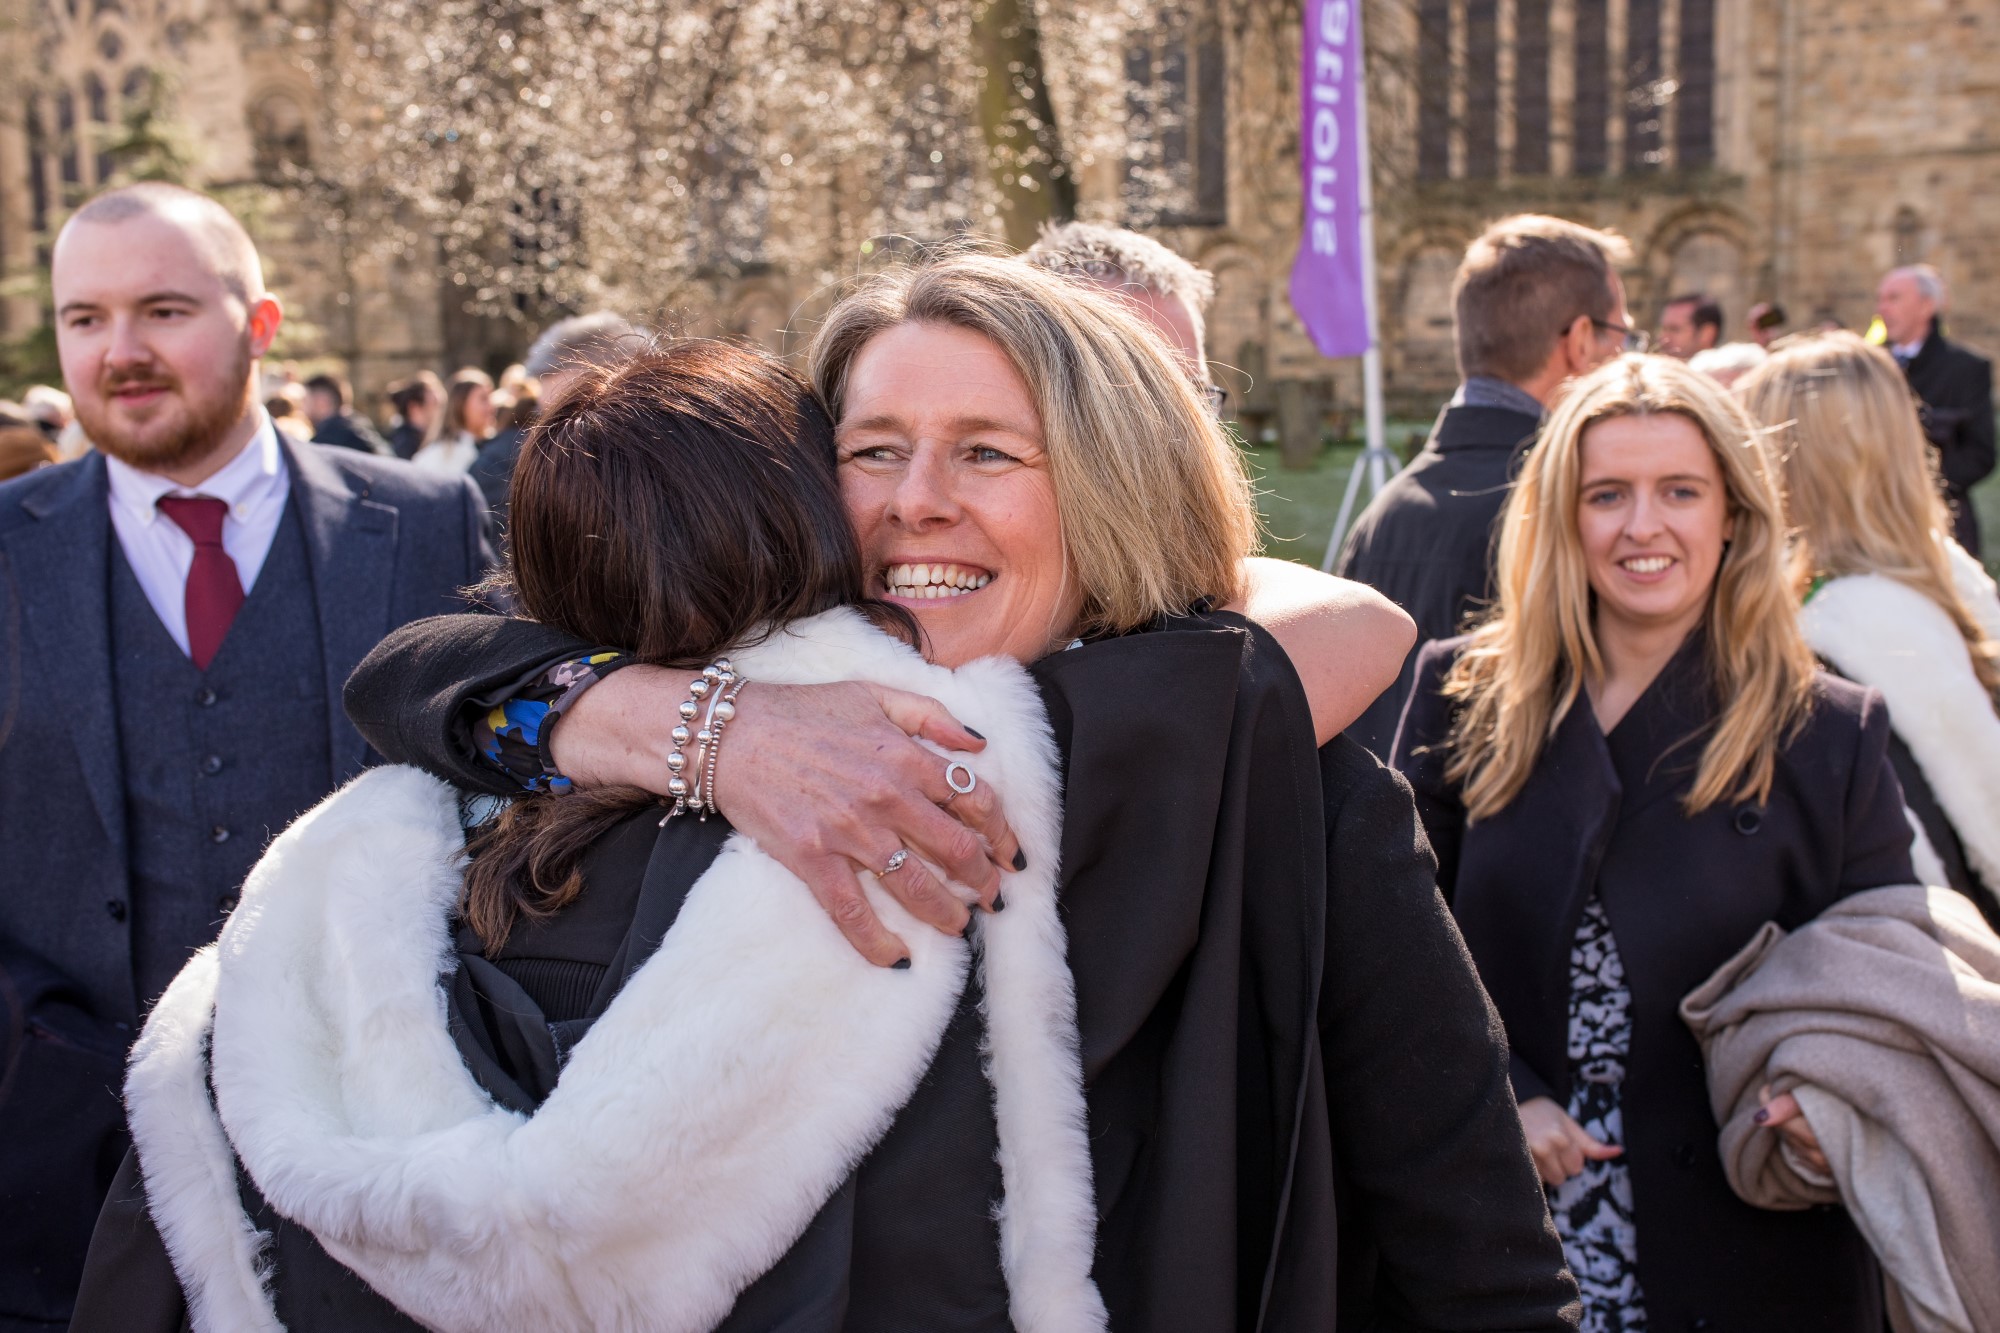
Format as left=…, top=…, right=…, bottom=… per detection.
left=1393, top=353, right=1916, bottom=1330
left=1738, top=331, right=2000, bottom=925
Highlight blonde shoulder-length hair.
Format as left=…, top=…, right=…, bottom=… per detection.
left=807, top=252, right=1256, bottom=640
left=1737, top=330, right=2000, bottom=702
left=1443, top=354, right=1817, bottom=820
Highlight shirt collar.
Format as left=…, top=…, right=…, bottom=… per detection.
left=105, top=412, right=289, bottom=527
left=1450, top=375, right=1547, bottom=421
left=1892, top=338, right=1926, bottom=360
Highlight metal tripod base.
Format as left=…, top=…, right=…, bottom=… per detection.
left=1322, top=444, right=1402, bottom=571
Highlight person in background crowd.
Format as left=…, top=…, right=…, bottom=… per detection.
left=1687, top=340, right=1768, bottom=388
left=1024, top=221, right=1217, bottom=393
left=262, top=391, right=314, bottom=442
left=471, top=313, right=639, bottom=520
left=1740, top=331, right=2000, bottom=925
left=1394, top=353, right=1916, bottom=1331
left=21, top=384, right=73, bottom=443
left=1655, top=293, right=1723, bottom=360
left=385, top=370, right=442, bottom=460
left=497, top=360, right=533, bottom=400
left=413, top=367, right=495, bottom=476
left=0, top=181, right=495, bottom=1330
left=0, top=404, right=58, bottom=480
left=1876, top=264, right=1996, bottom=555
left=1337, top=213, right=1635, bottom=757
left=494, top=379, right=538, bottom=435
left=303, top=372, right=393, bottom=456
left=1746, top=300, right=1787, bottom=348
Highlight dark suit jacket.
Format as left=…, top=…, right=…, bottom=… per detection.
left=468, top=426, right=526, bottom=529
left=311, top=412, right=393, bottom=457
left=0, top=441, right=492, bottom=1329
left=1902, top=322, right=1996, bottom=554
left=1395, top=633, right=1916, bottom=1332
left=1335, top=402, right=1542, bottom=758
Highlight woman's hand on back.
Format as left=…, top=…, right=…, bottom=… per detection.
left=549, top=666, right=1021, bottom=968
left=1517, top=1095, right=1624, bottom=1187
left=1230, top=558, right=1416, bottom=745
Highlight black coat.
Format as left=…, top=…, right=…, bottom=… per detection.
left=310, top=412, right=395, bottom=457
left=1394, top=634, right=1918, bottom=1332
left=1901, top=322, right=1996, bottom=554
left=468, top=425, right=526, bottom=529
left=1336, top=403, right=1542, bottom=758
left=78, top=613, right=1580, bottom=1330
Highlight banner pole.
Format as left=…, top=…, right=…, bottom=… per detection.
left=1323, top=3, right=1397, bottom=570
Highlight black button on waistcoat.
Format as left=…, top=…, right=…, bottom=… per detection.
left=201, top=754, right=224, bottom=775
left=209, top=826, right=230, bottom=844
left=104, top=899, right=128, bottom=923
left=1733, top=806, right=1763, bottom=835
left=1675, top=1141, right=1699, bottom=1168
left=196, top=686, right=218, bottom=707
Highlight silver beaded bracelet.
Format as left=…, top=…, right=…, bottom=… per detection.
left=695, top=673, right=750, bottom=820
left=660, top=657, right=735, bottom=824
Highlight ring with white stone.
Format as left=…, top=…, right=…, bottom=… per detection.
left=944, top=761, right=978, bottom=796
left=879, top=848, right=910, bottom=877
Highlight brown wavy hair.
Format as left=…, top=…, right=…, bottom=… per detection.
left=461, top=340, right=906, bottom=949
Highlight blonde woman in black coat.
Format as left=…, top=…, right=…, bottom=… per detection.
left=1394, top=354, right=1916, bottom=1332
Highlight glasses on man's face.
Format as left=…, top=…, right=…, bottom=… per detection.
left=1203, top=383, right=1230, bottom=415
left=1590, top=318, right=1650, bottom=353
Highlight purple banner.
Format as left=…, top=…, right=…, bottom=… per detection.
left=1289, top=0, right=1370, bottom=358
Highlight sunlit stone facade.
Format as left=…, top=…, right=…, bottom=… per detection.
left=1, top=0, right=1993, bottom=436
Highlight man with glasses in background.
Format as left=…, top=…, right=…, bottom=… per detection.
left=1336, top=213, right=1635, bottom=757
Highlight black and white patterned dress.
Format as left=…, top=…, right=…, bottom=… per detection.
left=1547, top=895, right=1648, bottom=1331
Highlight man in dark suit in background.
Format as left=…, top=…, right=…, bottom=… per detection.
left=469, top=311, right=639, bottom=529
left=0, top=182, right=494, bottom=1330
left=1336, top=214, right=1635, bottom=757
left=1878, top=264, right=1996, bottom=555
left=304, top=372, right=393, bottom=456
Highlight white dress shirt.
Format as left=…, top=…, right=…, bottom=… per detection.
left=104, top=415, right=290, bottom=658
left=1892, top=338, right=1926, bottom=363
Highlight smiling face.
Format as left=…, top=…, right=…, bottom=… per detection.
left=53, top=207, right=278, bottom=483
left=836, top=320, right=1082, bottom=667
left=1575, top=412, right=1733, bottom=645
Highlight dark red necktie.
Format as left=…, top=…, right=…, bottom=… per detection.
left=156, top=495, right=245, bottom=671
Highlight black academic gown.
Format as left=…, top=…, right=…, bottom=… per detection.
left=76, top=613, right=1578, bottom=1330
left=1394, top=633, right=1917, bottom=1332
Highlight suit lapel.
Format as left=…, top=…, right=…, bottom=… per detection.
left=6, top=455, right=126, bottom=859
left=284, top=440, right=396, bottom=783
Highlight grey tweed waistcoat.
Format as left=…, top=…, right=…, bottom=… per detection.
left=108, top=498, right=332, bottom=1009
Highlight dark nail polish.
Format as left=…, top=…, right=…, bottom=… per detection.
left=892, top=957, right=912, bottom=970
left=1011, top=849, right=1027, bottom=872
left=960, top=916, right=976, bottom=938
left=992, top=892, right=1006, bottom=912
left=965, top=727, right=986, bottom=740
left=1752, top=1108, right=1769, bottom=1125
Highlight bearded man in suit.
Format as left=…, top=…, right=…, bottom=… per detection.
left=0, top=182, right=494, bottom=1330
left=1878, top=264, right=1996, bottom=555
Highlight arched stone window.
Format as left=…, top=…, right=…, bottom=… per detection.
left=249, top=92, right=312, bottom=180
left=1122, top=0, right=1226, bottom=226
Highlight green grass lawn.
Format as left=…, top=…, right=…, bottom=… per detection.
left=1253, top=427, right=2000, bottom=581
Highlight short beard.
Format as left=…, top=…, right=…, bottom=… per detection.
left=80, top=342, right=256, bottom=475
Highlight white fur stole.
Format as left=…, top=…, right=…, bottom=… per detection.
left=124, top=609, right=1106, bottom=1333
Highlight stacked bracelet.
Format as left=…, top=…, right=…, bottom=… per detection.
left=695, top=673, right=750, bottom=820
left=660, top=657, right=735, bottom=824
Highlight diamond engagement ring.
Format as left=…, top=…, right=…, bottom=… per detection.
left=880, top=849, right=910, bottom=876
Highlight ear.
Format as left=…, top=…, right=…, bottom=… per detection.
left=246, top=295, right=284, bottom=360
left=1559, top=315, right=1594, bottom=376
